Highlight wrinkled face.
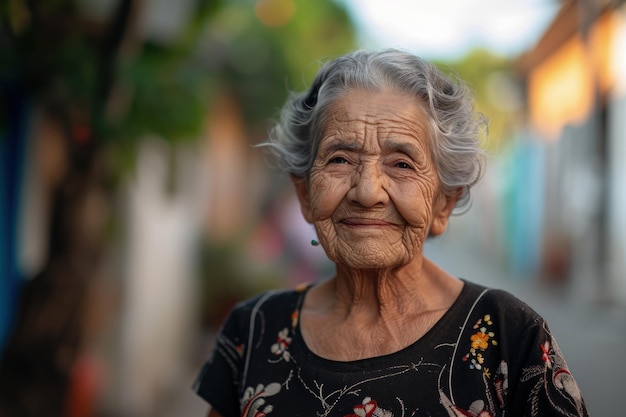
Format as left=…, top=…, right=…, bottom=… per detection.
left=293, top=89, right=457, bottom=270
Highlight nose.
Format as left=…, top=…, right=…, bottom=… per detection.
left=349, top=161, right=389, bottom=207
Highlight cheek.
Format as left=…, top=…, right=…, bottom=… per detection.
left=391, top=179, right=438, bottom=224
left=308, top=173, right=349, bottom=220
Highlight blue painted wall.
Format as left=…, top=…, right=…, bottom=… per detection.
left=0, top=85, right=28, bottom=354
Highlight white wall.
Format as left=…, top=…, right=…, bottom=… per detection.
left=116, top=139, right=208, bottom=416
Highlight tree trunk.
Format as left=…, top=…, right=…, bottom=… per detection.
left=0, top=1, right=137, bottom=415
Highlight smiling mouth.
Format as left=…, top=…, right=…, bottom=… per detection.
left=340, top=218, right=396, bottom=228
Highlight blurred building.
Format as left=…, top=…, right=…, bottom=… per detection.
left=2, top=0, right=356, bottom=415
left=515, top=0, right=626, bottom=304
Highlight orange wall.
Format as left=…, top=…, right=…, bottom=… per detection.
left=527, top=13, right=616, bottom=140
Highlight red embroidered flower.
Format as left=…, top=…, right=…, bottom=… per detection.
left=344, top=397, right=392, bottom=417
left=540, top=341, right=552, bottom=369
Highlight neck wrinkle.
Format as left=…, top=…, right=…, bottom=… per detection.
left=332, top=256, right=429, bottom=321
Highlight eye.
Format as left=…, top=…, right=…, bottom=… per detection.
left=395, top=161, right=413, bottom=169
left=329, top=156, right=349, bottom=164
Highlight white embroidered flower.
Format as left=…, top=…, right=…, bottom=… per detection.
left=241, top=383, right=281, bottom=417
left=270, top=328, right=292, bottom=362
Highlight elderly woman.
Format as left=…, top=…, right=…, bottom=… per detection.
left=194, top=49, right=589, bottom=417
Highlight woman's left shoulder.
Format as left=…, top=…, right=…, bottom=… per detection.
left=463, top=280, right=544, bottom=327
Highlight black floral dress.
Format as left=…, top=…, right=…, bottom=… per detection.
left=193, top=281, right=590, bottom=417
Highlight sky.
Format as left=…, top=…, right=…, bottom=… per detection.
left=341, top=0, right=561, bottom=60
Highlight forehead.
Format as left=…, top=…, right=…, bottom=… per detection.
left=321, top=89, right=431, bottom=142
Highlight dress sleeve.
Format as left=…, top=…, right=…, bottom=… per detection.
left=505, top=318, right=590, bottom=417
left=193, top=308, right=246, bottom=417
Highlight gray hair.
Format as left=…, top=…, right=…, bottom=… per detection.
left=260, top=49, right=487, bottom=209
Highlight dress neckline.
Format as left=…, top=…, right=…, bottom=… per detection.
left=290, top=279, right=481, bottom=369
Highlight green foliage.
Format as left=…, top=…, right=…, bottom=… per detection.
left=269, top=0, right=356, bottom=89
left=114, top=44, right=210, bottom=142
left=204, top=0, right=357, bottom=130
left=2, top=1, right=97, bottom=100
left=1, top=0, right=356, bottom=153
left=1, top=0, right=228, bottom=180
left=435, top=49, right=523, bottom=150
left=103, top=42, right=214, bottom=178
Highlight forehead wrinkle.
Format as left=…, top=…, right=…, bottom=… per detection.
left=374, top=108, right=429, bottom=131
left=318, top=137, right=361, bottom=156
left=320, top=121, right=368, bottom=154
left=377, top=114, right=432, bottom=156
left=321, top=95, right=431, bottom=155
left=381, top=140, right=421, bottom=157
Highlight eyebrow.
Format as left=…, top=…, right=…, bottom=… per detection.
left=318, top=139, right=423, bottom=159
left=382, top=140, right=421, bottom=157
left=318, top=139, right=361, bottom=156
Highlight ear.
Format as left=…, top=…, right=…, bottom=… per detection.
left=290, top=174, right=314, bottom=223
left=430, top=189, right=459, bottom=236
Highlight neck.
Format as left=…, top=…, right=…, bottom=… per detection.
left=329, top=256, right=457, bottom=320
left=300, top=255, right=464, bottom=361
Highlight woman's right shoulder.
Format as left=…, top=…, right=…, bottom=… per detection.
left=225, top=284, right=311, bottom=326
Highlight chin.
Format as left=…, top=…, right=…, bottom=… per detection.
left=334, top=249, right=411, bottom=271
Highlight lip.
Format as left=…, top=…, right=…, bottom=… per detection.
left=340, top=218, right=397, bottom=227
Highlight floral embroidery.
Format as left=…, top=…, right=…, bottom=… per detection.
left=241, top=383, right=281, bottom=417
left=291, top=310, right=299, bottom=328
left=493, top=361, right=509, bottom=409
left=462, top=314, right=498, bottom=377
left=344, top=397, right=393, bottom=417
left=440, top=391, right=494, bottom=417
left=553, top=368, right=585, bottom=413
left=520, top=333, right=587, bottom=416
left=270, top=328, right=292, bottom=362
left=471, top=333, right=490, bottom=350
left=540, top=341, right=552, bottom=369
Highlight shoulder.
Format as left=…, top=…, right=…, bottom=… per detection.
left=462, top=281, right=544, bottom=333
left=457, top=281, right=551, bottom=370
left=223, top=285, right=310, bottom=330
left=233, top=285, right=308, bottom=314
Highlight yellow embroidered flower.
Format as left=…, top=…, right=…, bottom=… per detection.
left=471, top=331, right=490, bottom=350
